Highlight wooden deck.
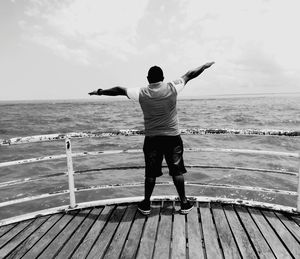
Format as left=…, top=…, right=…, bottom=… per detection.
left=0, top=201, right=300, bottom=258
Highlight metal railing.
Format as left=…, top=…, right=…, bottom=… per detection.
left=0, top=128, right=299, bottom=214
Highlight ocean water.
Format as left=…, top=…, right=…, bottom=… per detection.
left=0, top=95, right=299, bottom=218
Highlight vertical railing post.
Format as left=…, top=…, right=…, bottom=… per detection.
left=65, top=137, right=76, bottom=208
left=297, top=153, right=300, bottom=212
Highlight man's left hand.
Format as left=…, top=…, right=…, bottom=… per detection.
left=203, top=62, right=215, bottom=69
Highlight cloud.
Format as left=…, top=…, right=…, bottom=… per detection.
left=19, top=19, right=90, bottom=65
left=170, top=0, right=300, bottom=92
left=17, top=0, right=300, bottom=94
left=33, top=34, right=90, bottom=65
left=22, top=0, right=149, bottom=64
left=180, top=0, right=300, bottom=60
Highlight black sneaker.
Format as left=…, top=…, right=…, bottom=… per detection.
left=179, top=201, right=193, bottom=214
left=138, top=200, right=151, bottom=215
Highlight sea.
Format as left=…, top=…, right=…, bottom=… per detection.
left=0, top=94, right=299, bottom=219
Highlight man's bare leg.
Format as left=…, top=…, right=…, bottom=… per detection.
left=138, top=177, right=156, bottom=215
left=144, top=177, right=156, bottom=201
left=172, top=174, right=193, bottom=214
left=172, top=174, right=187, bottom=203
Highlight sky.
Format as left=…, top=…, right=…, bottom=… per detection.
left=0, top=0, right=299, bottom=100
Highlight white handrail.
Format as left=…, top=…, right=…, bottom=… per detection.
left=0, top=182, right=297, bottom=209
left=65, top=138, right=76, bottom=209
left=0, top=165, right=297, bottom=189
left=1, top=196, right=297, bottom=227
left=63, top=137, right=300, bottom=212
left=0, top=148, right=298, bottom=168
left=0, top=131, right=299, bottom=213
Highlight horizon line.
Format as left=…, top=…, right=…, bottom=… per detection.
left=1, top=91, right=300, bottom=103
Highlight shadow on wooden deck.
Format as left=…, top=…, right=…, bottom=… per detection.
left=0, top=201, right=300, bottom=258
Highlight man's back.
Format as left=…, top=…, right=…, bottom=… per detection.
left=139, top=81, right=180, bottom=136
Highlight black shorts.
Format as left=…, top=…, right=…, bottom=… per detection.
left=143, top=135, right=187, bottom=178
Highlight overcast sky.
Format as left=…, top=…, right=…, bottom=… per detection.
left=1, top=0, right=299, bottom=100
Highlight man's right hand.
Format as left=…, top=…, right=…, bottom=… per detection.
left=88, top=89, right=102, bottom=95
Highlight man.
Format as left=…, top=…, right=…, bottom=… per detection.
left=89, top=61, right=214, bottom=215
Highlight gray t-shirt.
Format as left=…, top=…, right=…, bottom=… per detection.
left=127, top=78, right=186, bottom=136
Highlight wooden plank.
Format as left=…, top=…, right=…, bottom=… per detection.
left=199, top=202, right=222, bottom=259
left=0, top=224, right=17, bottom=238
left=0, top=219, right=34, bottom=249
left=152, top=201, right=173, bottom=259
left=87, top=205, right=127, bottom=258
left=22, top=211, right=77, bottom=259
left=223, top=205, right=257, bottom=259
left=5, top=214, right=63, bottom=259
left=0, top=215, right=50, bottom=257
left=171, top=202, right=186, bottom=259
left=38, top=209, right=90, bottom=258
left=120, top=207, right=147, bottom=259
left=275, top=212, right=300, bottom=242
left=103, top=205, right=137, bottom=259
left=56, top=207, right=103, bottom=258
left=211, top=203, right=241, bottom=259
left=136, top=205, right=160, bottom=259
left=72, top=205, right=115, bottom=259
left=186, top=202, right=204, bottom=259
left=248, top=207, right=292, bottom=258
left=236, top=206, right=274, bottom=259
left=292, top=215, right=300, bottom=227
left=262, top=210, right=300, bottom=258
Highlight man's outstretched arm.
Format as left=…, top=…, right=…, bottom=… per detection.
left=182, top=62, right=215, bottom=84
left=88, top=86, right=127, bottom=96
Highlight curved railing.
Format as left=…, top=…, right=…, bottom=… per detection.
left=0, top=128, right=299, bottom=222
